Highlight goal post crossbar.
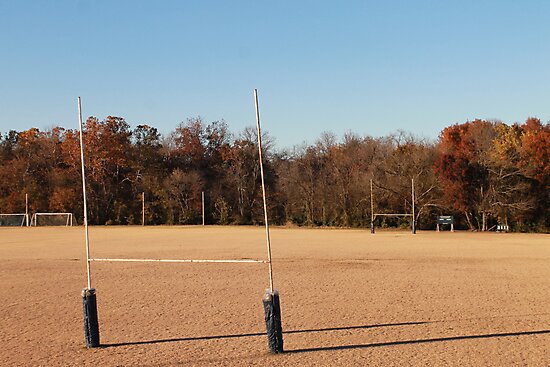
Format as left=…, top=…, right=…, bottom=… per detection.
left=33, top=212, right=73, bottom=215
left=370, top=178, right=416, bottom=234
left=373, top=213, right=413, bottom=217
left=90, top=258, right=268, bottom=264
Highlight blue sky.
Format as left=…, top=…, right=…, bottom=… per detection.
left=1, top=1, right=549, bottom=148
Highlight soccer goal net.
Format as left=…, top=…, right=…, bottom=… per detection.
left=31, top=213, right=74, bottom=226
left=0, top=213, right=29, bottom=226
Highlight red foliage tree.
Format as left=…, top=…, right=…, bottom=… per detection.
left=519, top=118, right=550, bottom=185
left=434, top=120, right=496, bottom=230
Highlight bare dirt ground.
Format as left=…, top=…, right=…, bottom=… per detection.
left=0, top=226, right=549, bottom=366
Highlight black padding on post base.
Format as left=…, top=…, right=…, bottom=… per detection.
left=262, top=289, right=283, bottom=353
left=82, top=288, right=100, bottom=348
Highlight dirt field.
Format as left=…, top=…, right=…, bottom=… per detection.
left=0, top=226, right=548, bottom=366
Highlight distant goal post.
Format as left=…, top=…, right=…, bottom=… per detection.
left=0, top=213, right=29, bottom=227
left=31, top=213, right=74, bottom=226
left=370, top=178, right=416, bottom=234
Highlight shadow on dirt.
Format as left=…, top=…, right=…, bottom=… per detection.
left=100, top=321, right=429, bottom=348
left=286, top=329, right=550, bottom=354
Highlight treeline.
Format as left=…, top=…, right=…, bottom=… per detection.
left=0, top=117, right=548, bottom=231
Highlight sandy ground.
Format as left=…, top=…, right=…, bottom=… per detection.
left=0, top=226, right=549, bottom=366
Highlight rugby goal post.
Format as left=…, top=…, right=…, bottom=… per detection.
left=370, top=178, right=416, bottom=234
left=0, top=213, right=29, bottom=227
left=31, top=213, right=74, bottom=226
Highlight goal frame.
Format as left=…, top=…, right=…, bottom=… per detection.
left=31, top=212, right=74, bottom=226
left=0, top=213, right=29, bottom=227
left=370, top=178, right=416, bottom=234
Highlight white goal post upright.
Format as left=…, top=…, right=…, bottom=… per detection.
left=78, top=97, right=92, bottom=290
left=142, top=192, right=145, bottom=226
left=370, top=179, right=374, bottom=233
left=254, top=89, right=274, bottom=293
left=254, top=88, right=284, bottom=354
left=201, top=191, right=205, bottom=226
left=25, top=193, right=29, bottom=227
left=412, top=178, right=416, bottom=234
left=78, top=97, right=100, bottom=349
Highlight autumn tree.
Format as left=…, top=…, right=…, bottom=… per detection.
left=376, top=131, right=440, bottom=229
left=434, top=120, right=497, bottom=230
left=131, top=124, right=165, bottom=224
left=517, top=118, right=550, bottom=229
left=222, top=127, right=262, bottom=224
left=0, top=115, right=546, bottom=232
left=80, top=116, right=133, bottom=224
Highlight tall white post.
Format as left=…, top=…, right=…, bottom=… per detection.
left=142, top=192, right=145, bottom=226
left=370, top=179, right=375, bottom=234
left=412, top=178, right=416, bottom=234
left=201, top=191, right=205, bottom=226
left=25, top=193, right=29, bottom=227
left=254, top=89, right=274, bottom=292
left=78, top=97, right=92, bottom=290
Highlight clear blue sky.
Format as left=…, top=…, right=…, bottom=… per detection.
left=1, top=1, right=549, bottom=148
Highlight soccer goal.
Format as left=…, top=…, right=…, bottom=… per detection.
left=0, top=213, right=29, bottom=227
left=31, top=213, right=74, bottom=226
